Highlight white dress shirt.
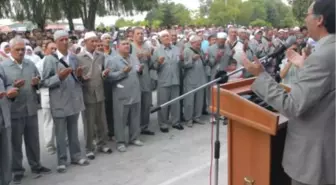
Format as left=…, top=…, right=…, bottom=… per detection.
left=56, top=49, right=70, bottom=65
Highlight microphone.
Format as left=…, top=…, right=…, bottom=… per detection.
left=266, top=36, right=297, bottom=59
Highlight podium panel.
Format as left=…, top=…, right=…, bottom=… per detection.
left=210, top=78, right=291, bottom=185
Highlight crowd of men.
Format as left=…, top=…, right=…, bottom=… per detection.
left=0, top=25, right=313, bottom=184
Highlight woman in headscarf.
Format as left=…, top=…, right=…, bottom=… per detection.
left=25, top=45, right=41, bottom=64
left=0, top=42, right=10, bottom=62
left=70, top=44, right=82, bottom=55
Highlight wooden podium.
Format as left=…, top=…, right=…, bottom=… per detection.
left=210, top=78, right=291, bottom=185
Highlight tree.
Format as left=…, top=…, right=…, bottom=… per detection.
left=199, top=0, right=212, bottom=17
left=10, top=0, right=61, bottom=30
left=115, top=18, right=135, bottom=28
left=145, top=2, right=192, bottom=26
left=250, top=19, right=272, bottom=27
left=208, top=0, right=240, bottom=25
left=289, top=0, right=314, bottom=24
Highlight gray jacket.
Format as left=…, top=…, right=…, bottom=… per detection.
left=77, top=51, right=105, bottom=104
left=251, top=34, right=335, bottom=184
left=41, top=53, right=85, bottom=118
left=105, top=54, right=141, bottom=105
left=151, top=45, right=181, bottom=88
left=1, top=59, right=40, bottom=119
left=0, top=65, right=12, bottom=130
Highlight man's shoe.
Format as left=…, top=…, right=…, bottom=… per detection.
left=194, top=118, right=206, bottom=125
left=141, top=129, right=155, bottom=135
left=160, top=128, right=169, bottom=133
left=187, top=120, right=193, bottom=128
left=172, top=124, right=184, bottom=130
left=86, top=152, right=95, bottom=160
left=131, top=139, right=144, bottom=146
left=13, top=174, right=24, bottom=184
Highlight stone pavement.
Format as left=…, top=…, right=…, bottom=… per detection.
left=19, top=92, right=229, bottom=185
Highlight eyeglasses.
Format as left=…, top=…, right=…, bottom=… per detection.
left=15, top=48, right=25, bottom=51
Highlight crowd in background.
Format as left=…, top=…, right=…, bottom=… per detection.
left=0, top=25, right=314, bottom=184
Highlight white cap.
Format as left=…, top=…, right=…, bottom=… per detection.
left=293, top=27, right=300, bottom=31
left=278, top=29, right=285, bottom=33
left=84, top=31, right=97, bottom=40
left=100, top=33, right=111, bottom=40
left=189, top=35, right=202, bottom=42
left=217, top=32, right=227, bottom=39
left=158, top=30, right=169, bottom=37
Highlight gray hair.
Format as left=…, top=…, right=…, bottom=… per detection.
left=9, top=36, right=25, bottom=48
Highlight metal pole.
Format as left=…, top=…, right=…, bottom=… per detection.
left=214, top=82, right=221, bottom=185
left=150, top=66, right=247, bottom=113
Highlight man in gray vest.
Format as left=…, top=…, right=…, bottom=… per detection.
left=1, top=36, right=51, bottom=184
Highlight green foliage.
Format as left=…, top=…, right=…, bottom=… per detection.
left=145, top=2, right=192, bottom=26
left=250, top=19, right=272, bottom=27
left=115, top=18, right=136, bottom=27
left=290, top=0, right=314, bottom=24
left=208, top=0, right=240, bottom=25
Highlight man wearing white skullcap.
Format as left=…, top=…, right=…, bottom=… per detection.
left=152, top=28, right=184, bottom=132
left=77, top=31, right=112, bottom=159
left=183, top=34, right=207, bottom=127
left=41, top=30, right=89, bottom=173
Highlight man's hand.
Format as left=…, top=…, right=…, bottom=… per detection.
left=102, top=68, right=110, bottom=77
left=242, top=54, right=264, bottom=76
left=268, top=41, right=273, bottom=47
left=158, top=56, right=165, bottom=64
left=192, top=54, right=200, bottom=61
left=286, top=49, right=305, bottom=68
left=58, top=68, right=73, bottom=81
left=122, top=66, right=132, bottom=73
left=138, top=64, right=144, bottom=72
left=14, top=79, right=25, bottom=88
left=0, top=91, right=6, bottom=99
left=137, top=53, right=144, bottom=59
left=31, top=76, right=40, bottom=86
left=75, top=66, right=84, bottom=77
left=6, top=88, right=19, bottom=99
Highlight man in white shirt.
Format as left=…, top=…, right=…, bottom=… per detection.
left=35, top=41, right=57, bottom=155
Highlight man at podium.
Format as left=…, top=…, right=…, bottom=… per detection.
left=242, top=1, right=335, bottom=185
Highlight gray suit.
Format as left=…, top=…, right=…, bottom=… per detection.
left=77, top=50, right=108, bottom=152
left=41, top=53, right=85, bottom=166
left=1, top=59, right=42, bottom=175
left=104, top=51, right=116, bottom=138
left=251, top=34, right=335, bottom=185
left=0, top=66, right=12, bottom=185
left=105, top=54, right=141, bottom=144
left=183, top=47, right=207, bottom=121
left=152, top=45, right=181, bottom=129
left=131, top=43, right=152, bottom=130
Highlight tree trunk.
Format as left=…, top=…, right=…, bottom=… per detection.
left=37, top=21, right=45, bottom=31
left=62, top=0, right=75, bottom=31
left=84, top=0, right=97, bottom=30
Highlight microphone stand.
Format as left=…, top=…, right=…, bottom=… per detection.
left=150, top=65, right=248, bottom=185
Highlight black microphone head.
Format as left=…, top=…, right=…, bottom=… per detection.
left=285, top=36, right=297, bottom=48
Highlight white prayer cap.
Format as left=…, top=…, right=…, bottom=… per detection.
left=293, top=26, right=300, bottom=31
left=189, top=35, right=202, bottom=42
left=237, top=28, right=247, bottom=34
left=217, top=32, right=227, bottom=39
left=254, top=29, right=263, bottom=35
left=100, top=33, right=111, bottom=40
left=54, top=30, right=69, bottom=41
left=158, top=30, right=170, bottom=37
left=187, top=31, right=196, bottom=38
left=84, top=31, right=97, bottom=40
left=278, top=29, right=285, bottom=33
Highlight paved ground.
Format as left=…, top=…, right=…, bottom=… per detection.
left=20, top=92, right=229, bottom=185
